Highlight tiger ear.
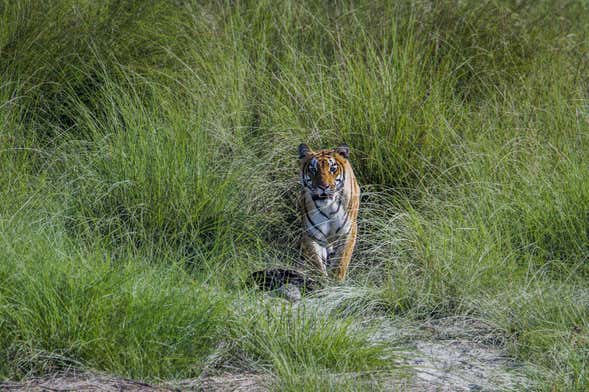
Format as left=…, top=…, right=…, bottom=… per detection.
left=335, top=144, right=350, bottom=159
left=298, top=143, right=311, bottom=159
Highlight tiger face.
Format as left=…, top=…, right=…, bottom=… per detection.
left=298, top=143, right=350, bottom=200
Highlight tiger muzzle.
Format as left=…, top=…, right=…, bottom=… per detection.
left=311, top=185, right=336, bottom=200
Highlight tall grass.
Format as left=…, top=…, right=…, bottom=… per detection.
left=1, top=0, right=588, bottom=389
left=228, top=303, right=399, bottom=390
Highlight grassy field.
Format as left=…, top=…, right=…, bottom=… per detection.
left=1, top=0, right=588, bottom=390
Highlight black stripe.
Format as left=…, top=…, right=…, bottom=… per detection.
left=312, top=199, right=330, bottom=219
left=335, top=174, right=354, bottom=234
left=306, top=214, right=327, bottom=241
left=337, top=173, right=346, bottom=190
left=304, top=205, right=327, bottom=240
left=336, top=211, right=349, bottom=234
left=307, top=231, right=327, bottom=246
left=302, top=197, right=325, bottom=243
left=310, top=236, right=327, bottom=246
left=334, top=200, right=342, bottom=215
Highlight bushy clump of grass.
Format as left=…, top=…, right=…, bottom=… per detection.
left=62, top=74, right=242, bottom=245
left=0, top=216, right=230, bottom=380
left=480, top=282, right=589, bottom=391
left=0, top=0, right=194, bottom=138
left=201, top=0, right=463, bottom=189
left=368, top=102, right=589, bottom=387
left=228, top=303, right=399, bottom=390
left=55, top=70, right=298, bottom=284
left=406, top=1, right=588, bottom=100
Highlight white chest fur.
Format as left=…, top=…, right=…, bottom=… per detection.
left=304, top=193, right=351, bottom=244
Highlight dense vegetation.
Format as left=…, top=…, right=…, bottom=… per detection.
left=1, top=0, right=588, bottom=389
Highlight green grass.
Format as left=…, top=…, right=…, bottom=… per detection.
left=228, top=303, right=398, bottom=390
left=0, top=217, right=229, bottom=379
left=1, top=0, right=589, bottom=390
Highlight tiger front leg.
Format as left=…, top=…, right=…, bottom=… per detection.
left=301, top=234, right=328, bottom=276
left=332, top=221, right=358, bottom=282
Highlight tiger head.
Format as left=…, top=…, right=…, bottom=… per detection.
left=298, top=143, right=350, bottom=200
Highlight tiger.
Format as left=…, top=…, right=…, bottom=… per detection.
left=298, top=143, right=360, bottom=281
